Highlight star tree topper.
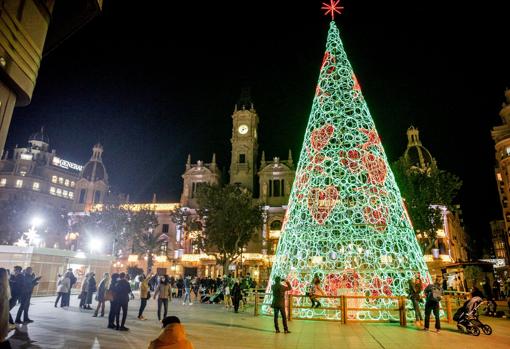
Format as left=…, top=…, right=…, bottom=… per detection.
left=321, top=0, right=344, bottom=20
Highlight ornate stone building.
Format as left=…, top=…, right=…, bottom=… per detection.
left=401, top=126, right=469, bottom=277
left=0, top=128, right=80, bottom=209
left=180, top=154, right=220, bottom=208
left=178, top=91, right=295, bottom=281
left=491, top=89, right=510, bottom=266
left=73, top=143, right=109, bottom=212
left=0, top=129, right=109, bottom=247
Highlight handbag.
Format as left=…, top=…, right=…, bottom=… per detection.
left=104, top=289, right=113, bottom=301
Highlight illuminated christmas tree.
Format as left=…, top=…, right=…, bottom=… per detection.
left=265, top=4, right=429, bottom=321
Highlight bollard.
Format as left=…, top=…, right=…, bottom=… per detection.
left=288, top=294, right=293, bottom=321
left=446, top=296, right=453, bottom=324
left=254, top=290, right=258, bottom=316
left=399, top=297, right=407, bottom=327
left=341, top=295, right=347, bottom=324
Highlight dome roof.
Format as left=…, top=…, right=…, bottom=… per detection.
left=81, top=143, right=107, bottom=182
left=28, top=127, right=49, bottom=144
left=404, top=145, right=434, bottom=170
left=82, top=161, right=107, bottom=182
left=403, top=126, right=436, bottom=171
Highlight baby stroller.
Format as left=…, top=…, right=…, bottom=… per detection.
left=453, top=296, right=493, bottom=336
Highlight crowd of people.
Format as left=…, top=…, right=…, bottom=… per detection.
left=4, top=264, right=509, bottom=347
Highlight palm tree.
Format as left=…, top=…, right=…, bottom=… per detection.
left=136, top=229, right=168, bottom=273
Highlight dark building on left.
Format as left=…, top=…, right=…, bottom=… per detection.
left=0, top=0, right=103, bottom=158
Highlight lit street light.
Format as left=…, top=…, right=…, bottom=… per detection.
left=88, top=237, right=103, bottom=254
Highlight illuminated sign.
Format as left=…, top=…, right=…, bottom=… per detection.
left=52, top=156, right=83, bottom=172
left=20, top=153, right=33, bottom=160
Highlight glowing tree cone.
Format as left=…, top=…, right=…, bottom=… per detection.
left=264, top=21, right=430, bottom=321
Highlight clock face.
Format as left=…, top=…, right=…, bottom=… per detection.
left=238, top=124, right=249, bottom=135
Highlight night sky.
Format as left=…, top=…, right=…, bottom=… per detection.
left=5, top=1, right=510, bottom=253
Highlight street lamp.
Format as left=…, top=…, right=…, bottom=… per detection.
left=88, top=237, right=103, bottom=254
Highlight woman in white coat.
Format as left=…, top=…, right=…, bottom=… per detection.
left=55, top=273, right=71, bottom=308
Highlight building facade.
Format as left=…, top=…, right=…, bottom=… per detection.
left=176, top=91, right=295, bottom=282
left=490, top=220, right=509, bottom=264
left=401, top=126, right=469, bottom=277
left=0, top=0, right=103, bottom=159
left=491, top=89, right=510, bottom=266
left=0, top=129, right=109, bottom=248
left=0, top=129, right=80, bottom=209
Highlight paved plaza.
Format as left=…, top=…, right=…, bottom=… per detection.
left=5, top=296, right=510, bottom=349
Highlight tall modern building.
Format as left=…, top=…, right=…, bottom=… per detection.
left=491, top=89, right=510, bottom=265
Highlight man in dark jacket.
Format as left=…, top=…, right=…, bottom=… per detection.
left=8, top=266, right=23, bottom=324
left=271, top=276, right=291, bottom=334
left=15, top=267, right=40, bottom=324
left=114, top=272, right=132, bottom=331
left=423, top=276, right=443, bottom=332
left=65, top=268, right=77, bottom=307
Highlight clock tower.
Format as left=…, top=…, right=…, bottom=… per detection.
left=229, top=89, right=259, bottom=192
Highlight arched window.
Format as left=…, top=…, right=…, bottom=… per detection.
left=79, top=189, right=86, bottom=204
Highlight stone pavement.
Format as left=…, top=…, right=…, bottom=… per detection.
left=6, top=295, right=510, bottom=349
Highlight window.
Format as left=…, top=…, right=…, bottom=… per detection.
left=15, top=179, right=23, bottom=188
left=273, top=179, right=280, bottom=197
left=58, top=177, right=64, bottom=185
left=191, top=182, right=205, bottom=199
left=64, top=179, right=70, bottom=186
left=56, top=188, right=62, bottom=196
left=50, top=187, right=56, bottom=195
left=79, top=189, right=86, bottom=204
left=52, top=176, right=57, bottom=183
left=69, top=191, right=74, bottom=199
left=239, top=154, right=246, bottom=163
left=162, top=224, right=169, bottom=233
left=269, top=180, right=272, bottom=196
left=0, top=178, right=5, bottom=187
left=94, top=191, right=101, bottom=204
left=32, top=182, right=40, bottom=191
left=281, top=179, right=285, bottom=196
left=63, top=190, right=68, bottom=197
left=70, top=181, right=75, bottom=187
left=20, top=171, right=26, bottom=176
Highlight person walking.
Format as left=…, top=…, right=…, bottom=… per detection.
left=15, top=267, right=40, bottom=324
left=79, top=273, right=90, bottom=309
left=423, top=276, right=443, bottom=333
left=93, top=273, right=110, bottom=317
left=308, top=275, right=324, bottom=308
left=223, top=281, right=232, bottom=310
left=231, top=279, right=242, bottom=313
left=183, top=276, right=192, bottom=306
left=0, top=268, right=12, bottom=348
left=8, top=266, right=23, bottom=325
left=107, top=273, right=119, bottom=329
left=147, top=316, right=194, bottom=349
left=65, top=268, right=77, bottom=307
left=115, top=272, right=132, bottom=331
left=86, top=273, right=97, bottom=310
left=154, top=276, right=172, bottom=321
left=271, top=276, right=291, bottom=334
left=408, top=272, right=423, bottom=326
left=138, top=274, right=152, bottom=320
left=55, top=273, right=70, bottom=308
